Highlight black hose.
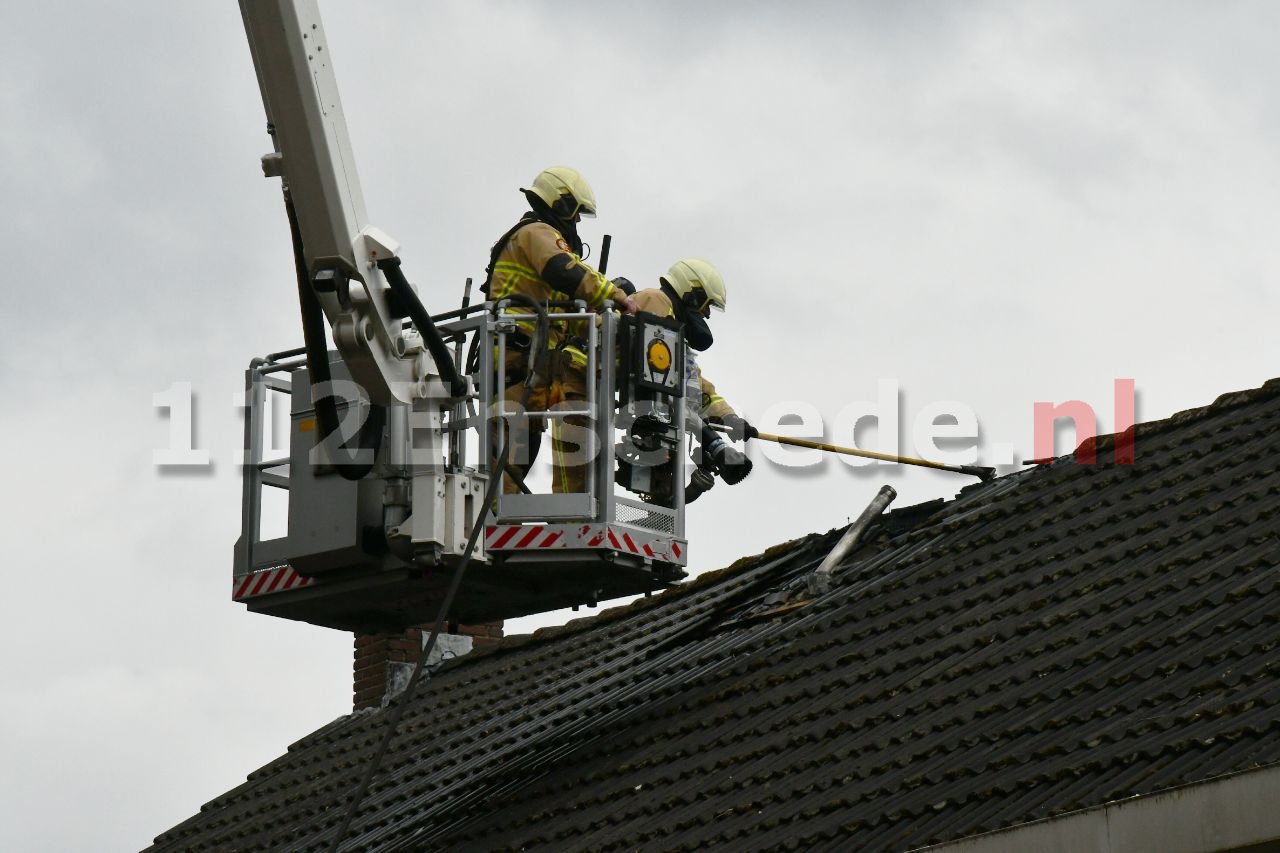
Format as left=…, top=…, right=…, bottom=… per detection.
left=498, top=293, right=550, bottom=383
left=326, top=426, right=514, bottom=853
left=492, top=293, right=550, bottom=494
left=428, top=303, right=486, bottom=324
left=326, top=302, right=547, bottom=849
left=286, top=190, right=385, bottom=480
left=447, top=280, right=474, bottom=472
left=464, top=323, right=481, bottom=376
left=377, top=257, right=468, bottom=398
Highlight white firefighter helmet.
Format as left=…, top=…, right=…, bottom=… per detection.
left=523, top=166, right=597, bottom=219
left=661, top=257, right=727, bottom=313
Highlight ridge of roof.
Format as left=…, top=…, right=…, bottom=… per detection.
left=1069, top=376, right=1280, bottom=461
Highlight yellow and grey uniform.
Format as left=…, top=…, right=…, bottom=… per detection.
left=490, top=220, right=621, bottom=494
left=490, top=220, right=619, bottom=344
left=632, top=288, right=736, bottom=420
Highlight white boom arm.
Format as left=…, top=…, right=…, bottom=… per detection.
left=240, top=0, right=426, bottom=405
left=231, top=0, right=692, bottom=632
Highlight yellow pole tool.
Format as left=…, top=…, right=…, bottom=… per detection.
left=708, top=424, right=996, bottom=481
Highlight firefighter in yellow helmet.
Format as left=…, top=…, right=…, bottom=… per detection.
left=484, top=166, right=638, bottom=494
left=630, top=258, right=754, bottom=496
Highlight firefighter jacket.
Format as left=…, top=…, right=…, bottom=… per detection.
left=488, top=219, right=619, bottom=346
left=632, top=288, right=736, bottom=420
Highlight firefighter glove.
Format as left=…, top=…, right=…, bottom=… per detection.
left=716, top=414, right=756, bottom=442
left=710, top=441, right=753, bottom=486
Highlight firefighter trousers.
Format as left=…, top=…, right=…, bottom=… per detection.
left=495, top=345, right=595, bottom=495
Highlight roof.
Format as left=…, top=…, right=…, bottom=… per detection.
left=148, top=378, right=1280, bottom=852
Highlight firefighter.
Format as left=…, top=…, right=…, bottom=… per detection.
left=630, top=258, right=754, bottom=495
left=483, top=166, right=637, bottom=494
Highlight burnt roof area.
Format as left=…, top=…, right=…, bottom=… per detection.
left=149, top=379, right=1280, bottom=852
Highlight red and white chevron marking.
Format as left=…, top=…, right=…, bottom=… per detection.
left=233, top=565, right=313, bottom=600
left=485, top=523, right=685, bottom=564
left=484, top=525, right=565, bottom=551
left=600, top=527, right=656, bottom=558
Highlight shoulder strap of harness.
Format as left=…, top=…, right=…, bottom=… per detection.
left=481, top=213, right=539, bottom=297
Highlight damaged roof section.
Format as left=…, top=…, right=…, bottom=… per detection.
left=149, top=379, right=1280, bottom=852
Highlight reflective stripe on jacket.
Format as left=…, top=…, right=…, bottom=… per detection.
left=490, top=221, right=616, bottom=345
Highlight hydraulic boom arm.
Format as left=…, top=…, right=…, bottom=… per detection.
left=240, top=0, right=436, bottom=405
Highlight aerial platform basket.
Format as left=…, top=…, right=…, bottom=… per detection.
left=233, top=304, right=690, bottom=633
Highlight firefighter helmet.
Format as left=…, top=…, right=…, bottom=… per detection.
left=523, top=166, right=597, bottom=220
left=661, top=258, right=727, bottom=313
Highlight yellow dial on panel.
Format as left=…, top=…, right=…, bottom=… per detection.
left=646, top=338, right=672, bottom=373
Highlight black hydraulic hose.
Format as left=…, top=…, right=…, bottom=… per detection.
left=377, top=257, right=468, bottom=398
left=327, top=345, right=543, bottom=852
left=448, top=279, right=474, bottom=472
left=428, top=303, right=486, bottom=324
left=464, top=324, right=481, bottom=376
left=326, top=426, right=514, bottom=853
left=285, top=190, right=385, bottom=480
left=443, top=300, right=531, bottom=496
left=326, top=292, right=587, bottom=847
left=492, top=293, right=550, bottom=496
left=498, top=293, right=550, bottom=381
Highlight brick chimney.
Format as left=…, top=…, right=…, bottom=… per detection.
left=353, top=621, right=503, bottom=711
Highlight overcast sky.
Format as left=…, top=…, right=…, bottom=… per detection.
left=3, top=2, right=1280, bottom=849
